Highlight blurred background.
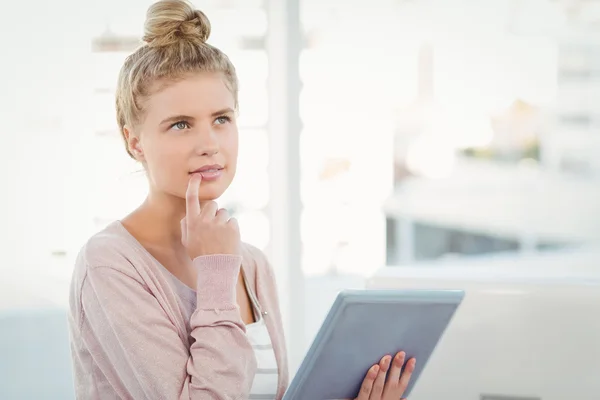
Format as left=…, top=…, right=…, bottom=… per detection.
left=1, top=0, right=600, bottom=398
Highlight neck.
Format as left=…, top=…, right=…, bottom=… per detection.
left=128, top=189, right=212, bottom=248
left=144, top=191, right=186, bottom=243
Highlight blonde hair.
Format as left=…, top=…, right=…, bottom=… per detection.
left=115, top=0, right=238, bottom=158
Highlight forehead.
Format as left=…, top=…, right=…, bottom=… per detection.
left=144, top=72, right=235, bottom=119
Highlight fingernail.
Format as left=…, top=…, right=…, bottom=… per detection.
left=369, top=365, right=379, bottom=379
left=379, top=356, right=390, bottom=371
left=395, top=352, right=405, bottom=365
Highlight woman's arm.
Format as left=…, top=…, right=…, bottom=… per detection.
left=78, top=254, right=255, bottom=400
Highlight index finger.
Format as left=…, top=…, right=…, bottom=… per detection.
left=186, top=173, right=202, bottom=216
left=354, top=364, right=378, bottom=400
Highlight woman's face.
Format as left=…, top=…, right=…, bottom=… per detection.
left=126, top=72, right=238, bottom=202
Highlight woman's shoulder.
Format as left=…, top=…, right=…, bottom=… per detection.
left=75, top=221, right=139, bottom=269
left=71, top=221, right=148, bottom=290
left=69, top=221, right=148, bottom=323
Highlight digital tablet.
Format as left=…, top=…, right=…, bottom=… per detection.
left=282, top=289, right=465, bottom=400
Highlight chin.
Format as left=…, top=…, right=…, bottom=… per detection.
left=198, top=193, right=222, bottom=202
left=198, top=184, right=228, bottom=201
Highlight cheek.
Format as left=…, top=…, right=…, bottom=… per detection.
left=144, top=138, right=188, bottom=182
left=223, top=130, right=239, bottom=164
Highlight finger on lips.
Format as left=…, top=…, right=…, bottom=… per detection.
left=186, top=173, right=202, bottom=216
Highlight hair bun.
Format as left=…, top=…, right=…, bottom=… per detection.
left=142, top=0, right=211, bottom=47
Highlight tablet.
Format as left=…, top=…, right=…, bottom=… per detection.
left=282, top=289, right=465, bottom=400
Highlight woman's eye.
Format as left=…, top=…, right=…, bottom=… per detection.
left=215, top=116, right=231, bottom=125
left=172, top=121, right=190, bottom=130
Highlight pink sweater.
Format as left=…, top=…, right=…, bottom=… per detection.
left=68, top=221, right=289, bottom=399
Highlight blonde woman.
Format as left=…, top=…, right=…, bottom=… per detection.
left=67, top=1, right=416, bottom=399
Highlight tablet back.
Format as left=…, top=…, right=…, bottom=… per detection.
left=283, top=289, right=464, bottom=400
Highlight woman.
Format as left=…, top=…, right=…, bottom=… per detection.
left=67, top=0, right=416, bottom=399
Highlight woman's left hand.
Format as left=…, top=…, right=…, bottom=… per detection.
left=354, top=351, right=416, bottom=400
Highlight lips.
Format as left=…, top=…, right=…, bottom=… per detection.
left=191, top=164, right=224, bottom=174
left=190, top=164, right=224, bottom=181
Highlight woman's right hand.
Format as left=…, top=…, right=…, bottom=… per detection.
left=354, top=352, right=416, bottom=400
left=181, top=173, right=241, bottom=259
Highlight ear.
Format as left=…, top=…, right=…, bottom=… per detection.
left=123, top=125, right=145, bottom=161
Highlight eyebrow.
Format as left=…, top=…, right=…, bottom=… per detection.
left=159, top=115, right=195, bottom=126
left=159, top=108, right=235, bottom=126
left=211, top=107, right=235, bottom=117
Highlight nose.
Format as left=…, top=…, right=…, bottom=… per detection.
left=194, top=126, right=219, bottom=157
